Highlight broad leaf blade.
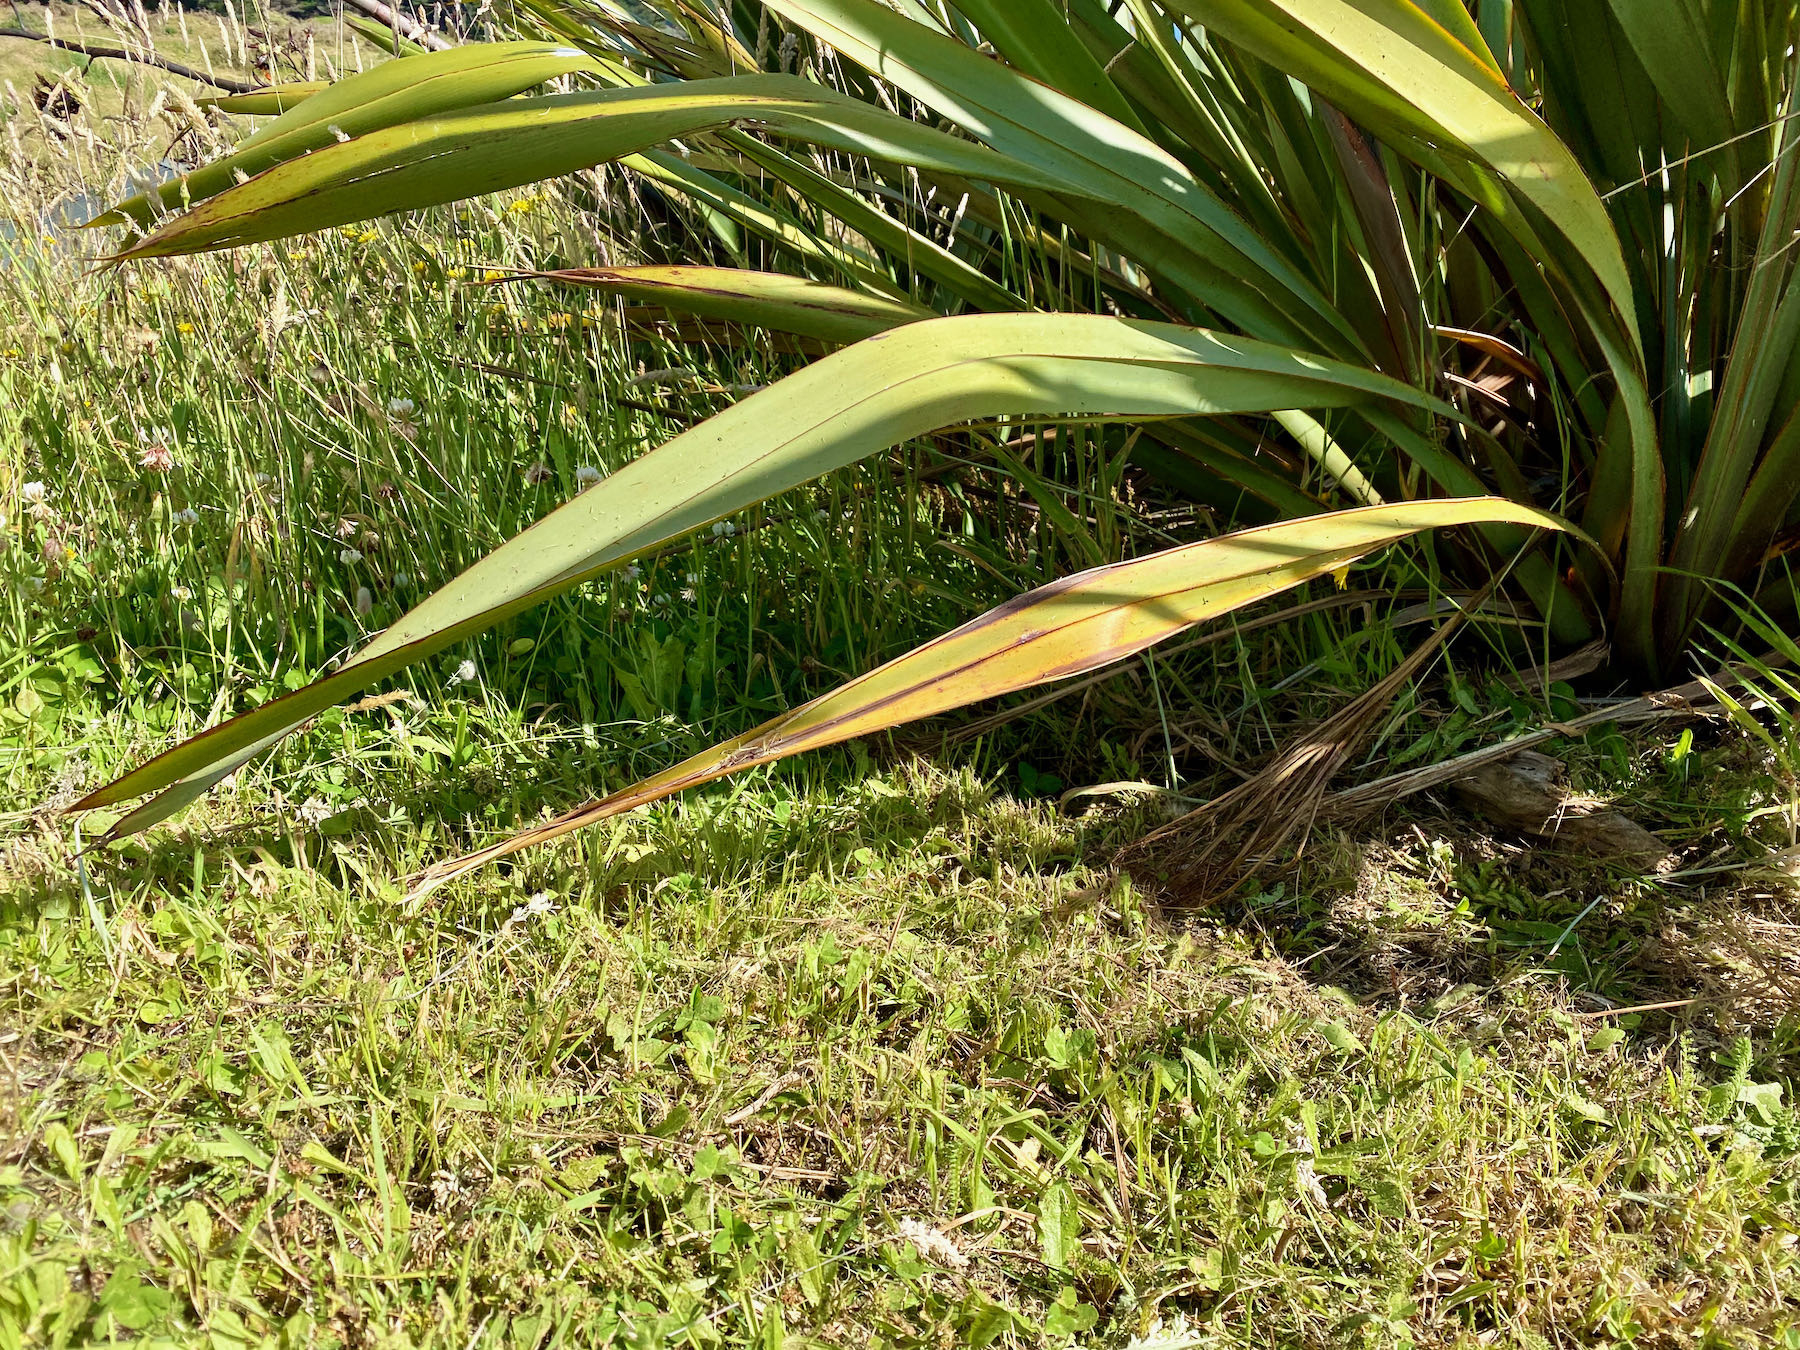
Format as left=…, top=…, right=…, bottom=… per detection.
left=1163, top=0, right=1639, bottom=355
left=417, top=496, right=1565, bottom=888
left=97, top=42, right=613, bottom=229
left=196, top=82, right=331, bottom=115
left=109, top=75, right=1071, bottom=259
left=71, top=313, right=1460, bottom=833
left=503, top=265, right=931, bottom=343
left=761, top=0, right=1365, bottom=353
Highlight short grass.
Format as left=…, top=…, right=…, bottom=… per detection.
left=2, top=68, right=1798, bottom=1350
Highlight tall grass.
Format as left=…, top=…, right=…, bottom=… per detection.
left=2, top=76, right=1216, bottom=817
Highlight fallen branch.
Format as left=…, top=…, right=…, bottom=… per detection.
left=0, top=26, right=261, bottom=92
left=1323, top=658, right=1771, bottom=820
left=338, top=0, right=453, bottom=52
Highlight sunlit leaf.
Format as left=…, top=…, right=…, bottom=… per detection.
left=74, top=313, right=1462, bottom=835
left=416, top=496, right=1566, bottom=890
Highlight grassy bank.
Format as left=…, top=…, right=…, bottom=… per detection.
left=2, top=1, right=381, bottom=117
left=1, top=69, right=1797, bottom=1350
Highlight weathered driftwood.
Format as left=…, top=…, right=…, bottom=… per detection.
left=1451, top=750, right=1672, bottom=865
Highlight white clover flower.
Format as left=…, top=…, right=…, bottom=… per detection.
left=680, top=587, right=696, bottom=603
left=20, top=481, right=46, bottom=504
left=524, top=461, right=553, bottom=485
left=293, top=797, right=333, bottom=826
left=339, top=547, right=364, bottom=564
left=448, top=659, right=478, bottom=687
left=711, top=519, right=737, bottom=537
left=138, top=442, right=175, bottom=472
left=623, top=564, right=641, bottom=581
left=172, top=507, right=200, bottom=527
left=684, top=572, right=698, bottom=585
left=811, top=507, right=829, bottom=521
left=355, top=585, right=373, bottom=616
left=171, top=584, right=192, bottom=601
left=392, top=572, right=411, bottom=589
left=336, top=517, right=359, bottom=540
left=652, top=592, right=669, bottom=607
left=386, top=396, right=416, bottom=418
left=574, top=464, right=602, bottom=490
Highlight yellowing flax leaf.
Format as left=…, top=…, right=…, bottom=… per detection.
left=415, top=497, right=1566, bottom=891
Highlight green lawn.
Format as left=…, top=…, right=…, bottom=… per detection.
left=1, top=69, right=1797, bottom=1350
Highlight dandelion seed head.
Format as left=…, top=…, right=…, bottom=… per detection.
left=448, top=659, right=478, bottom=687
left=354, top=585, right=373, bottom=616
